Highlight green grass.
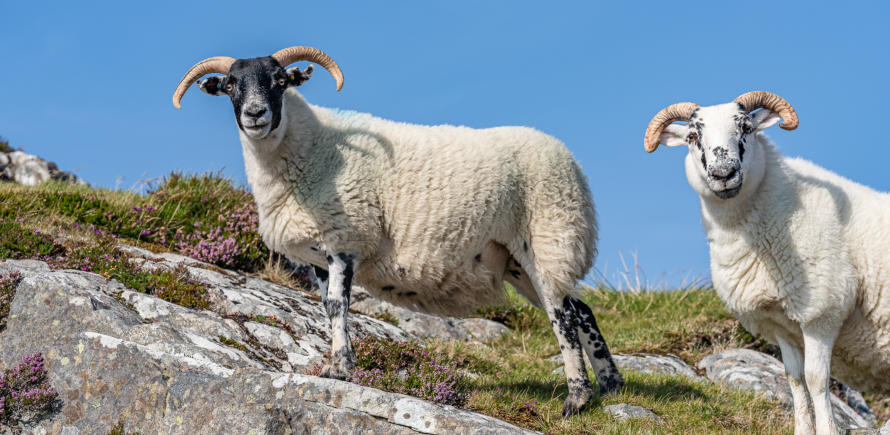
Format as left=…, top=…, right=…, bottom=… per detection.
left=0, top=172, right=267, bottom=272
left=449, top=286, right=791, bottom=433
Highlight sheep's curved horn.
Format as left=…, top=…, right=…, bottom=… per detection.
left=734, top=91, right=798, bottom=131
left=272, top=46, right=344, bottom=91
left=172, top=56, right=236, bottom=109
left=643, top=102, right=700, bottom=153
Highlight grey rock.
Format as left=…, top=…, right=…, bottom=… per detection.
left=351, top=289, right=471, bottom=341
left=0, top=258, right=534, bottom=434
left=1, top=150, right=86, bottom=186
left=346, top=285, right=509, bottom=343
left=841, top=384, right=879, bottom=426
left=10, top=152, right=51, bottom=186
left=613, top=353, right=701, bottom=381
left=881, top=419, right=890, bottom=435
left=603, top=404, right=664, bottom=424
left=457, top=318, right=510, bottom=342
left=699, top=349, right=872, bottom=430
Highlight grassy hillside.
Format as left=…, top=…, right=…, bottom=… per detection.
left=0, top=176, right=885, bottom=433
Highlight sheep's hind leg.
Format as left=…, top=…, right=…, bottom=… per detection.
left=320, top=253, right=357, bottom=381
left=539, top=294, right=596, bottom=417
left=565, top=297, right=623, bottom=395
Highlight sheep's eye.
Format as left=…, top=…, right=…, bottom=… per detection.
left=277, top=77, right=287, bottom=86
left=687, top=132, right=698, bottom=143
left=742, top=123, right=753, bottom=134
left=225, top=83, right=234, bottom=92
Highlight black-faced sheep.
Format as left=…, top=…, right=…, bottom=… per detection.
left=173, top=46, right=623, bottom=415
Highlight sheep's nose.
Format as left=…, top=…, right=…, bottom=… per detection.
left=709, top=162, right=740, bottom=181
left=245, top=106, right=266, bottom=118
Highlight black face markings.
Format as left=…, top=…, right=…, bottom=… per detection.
left=712, top=147, right=728, bottom=160
left=689, top=110, right=707, bottom=169
left=213, top=56, right=314, bottom=133
left=381, top=285, right=395, bottom=291
left=398, top=291, right=418, bottom=297
left=398, top=267, right=407, bottom=278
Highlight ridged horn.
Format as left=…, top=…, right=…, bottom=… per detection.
left=272, top=46, right=344, bottom=91
left=734, top=91, right=798, bottom=131
left=644, top=102, right=700, bottom=152
left=172, top=56, right=236, bottom=109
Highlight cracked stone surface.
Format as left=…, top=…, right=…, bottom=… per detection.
left=332, top=282, right=510, bottom=343
left=0, top=258, right=535, bottom=434
left=612, top=353, right=701, bottom=381
left=603, top=404, right=664, bottom=424
left=698, top=349, right=873, bottom=430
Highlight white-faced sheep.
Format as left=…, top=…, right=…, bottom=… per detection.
left=645, top=91, right=890, bottom=434
left=172, top=46, right=623, bottom=415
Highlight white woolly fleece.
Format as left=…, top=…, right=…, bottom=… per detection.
left=695, top=135, right=890, bottom=394
left=239, top=89, right=597, bottom=316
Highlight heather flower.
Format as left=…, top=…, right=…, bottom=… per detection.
left=312, top=336, right=470, bottom=407
left=1, top=271, right=23, bottom=332
left=0, top=352, right=57, bottom=427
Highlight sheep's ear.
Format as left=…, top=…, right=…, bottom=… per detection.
left=197, top=76, right=227, bottom=96
left=286, top=65, right=313, bottom=87
left=752, top=109, right=782, bottom=131
left=660, top=123, right=690, bottom=147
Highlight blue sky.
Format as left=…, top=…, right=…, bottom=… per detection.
left=1, top=1, right=888, bottom=287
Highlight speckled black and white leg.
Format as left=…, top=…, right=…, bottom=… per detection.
left=565, top=297, right=623, bottom=395
left=541, top=297, right=595, bottom=417
left=311, top=265, right=329, bottom=299
left=319, top=253, right=356, bottom=381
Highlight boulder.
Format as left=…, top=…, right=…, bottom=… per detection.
left=699, top=349, right=872, bottom=430
left=612, top=353, right=701, bottom=381
left=603, top=403, right=664, bottom=424
left=0, top=258, right=534, bottom=434
left=0, top=149, right=86, bottom=186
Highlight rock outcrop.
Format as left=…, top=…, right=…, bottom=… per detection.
left=0, top=148, right=86, bottom=187
left=699, top=349, right=873, bottom=430
left=0, top=254, right=535, bottom=434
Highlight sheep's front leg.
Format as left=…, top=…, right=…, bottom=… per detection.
left=320, top=253, right=356, bottom=380
left=777, top=336, right=816, bottom=435
left=801, top=326, right=839, bottom=435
